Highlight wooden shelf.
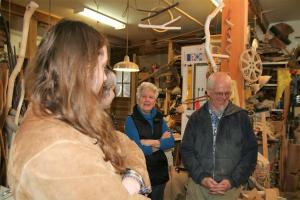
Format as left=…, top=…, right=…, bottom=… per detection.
left=265, top=84, right=278, bottom=87
left=262, top=61, right=288, bottom=65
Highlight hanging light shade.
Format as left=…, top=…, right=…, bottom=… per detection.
left=113, top=55, right=139, bottom=72
left=113, top=0, right=139, bottom=72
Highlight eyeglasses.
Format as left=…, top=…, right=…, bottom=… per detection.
left=213, top=91, right=231, bottom=97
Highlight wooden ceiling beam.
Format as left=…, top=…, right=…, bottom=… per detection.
left=0, top=1, right=61, bottom=25
left=248, top=0, right=269, bottom=33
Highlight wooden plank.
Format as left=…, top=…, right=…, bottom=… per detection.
left=279, top=83, right=291, bottom=190
left=283, top=85, right=291, bottom=126
left=260, top=112, right=269, bottom=160
left=242, top=188, right=263, bottom=200
left=265, top=188, right=279, bottom=200
left=279, top=124, right=288, bottom=190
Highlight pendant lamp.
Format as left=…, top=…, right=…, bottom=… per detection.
left=113, top=0, right=139, bottom=72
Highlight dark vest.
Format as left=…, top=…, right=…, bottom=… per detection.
left=131, top=105, right=169, bottom=186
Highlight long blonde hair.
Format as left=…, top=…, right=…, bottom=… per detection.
left=26, top=19, right=125, bottom=173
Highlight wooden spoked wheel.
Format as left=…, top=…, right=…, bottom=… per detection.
left=239, top=48, right=263, bottom=83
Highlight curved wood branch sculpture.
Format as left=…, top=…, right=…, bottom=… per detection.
left=204, top=2, right=224, bottom=72
left=6, top=1, right=38, bottom=117
left=15, top=72, right=25, bottom=125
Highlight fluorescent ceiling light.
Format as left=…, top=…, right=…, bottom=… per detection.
left=77, top=7, right=125, bottom=30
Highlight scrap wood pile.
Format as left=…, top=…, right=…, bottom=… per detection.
left=256, top=40, right=289, bottom=62
left=238, top=154, right=285, bottom=199
left=234, top=150, right=285, bottom=200
left=236, top=114, right=286, bottom=199
left=253, top=117, right=284, bottom=141
left=252, top=153, right=271, bottom=188
left=256, top=22, right=300, bottom=69
left=256, top=23, right=294, bottom=63
left=239, top=188, right=286, bottom=200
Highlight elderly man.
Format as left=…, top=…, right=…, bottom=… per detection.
left=181, top=72, right=258, bottom=200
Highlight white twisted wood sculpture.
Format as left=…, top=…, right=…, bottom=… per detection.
left=6, top=1, right=38, bottom=120
left=204, top=2, right=225, bottom=72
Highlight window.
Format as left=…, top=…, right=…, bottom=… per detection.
left=115, top=71, right=131, bottom=97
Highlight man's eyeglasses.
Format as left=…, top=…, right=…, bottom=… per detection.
left=213, top=91, right=231, bottom=97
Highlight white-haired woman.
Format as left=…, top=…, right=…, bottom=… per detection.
left=125, top=82, right=175, bottom=200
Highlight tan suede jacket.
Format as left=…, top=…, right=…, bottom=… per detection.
left=8, top=108, right=150, bottom=200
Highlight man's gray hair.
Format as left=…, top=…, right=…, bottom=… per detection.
left=136, top=82, right=159, bottom=102
left=207, top=72, right=232, bottom=90
left=102, top=69, right=116, bottom=98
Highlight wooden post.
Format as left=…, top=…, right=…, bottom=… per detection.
left=163, top=40, right=174, bottom=115
left=260, top=112, right=269, bottom=160
left=167, top=40, right=174, bottom=64
left=283, top=85, right=291, bottom=124
left=220, top=0, right=248, bottom=107
left=130, top=54, right=138, bottom=112
left=280, top=85, right=291, bottom=190
left=280, top=124, right=288, bottom=190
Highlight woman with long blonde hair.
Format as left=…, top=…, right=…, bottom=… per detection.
left=8, top=19, right=150, bottom=200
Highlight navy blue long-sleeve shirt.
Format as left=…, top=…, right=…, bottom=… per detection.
left=125, top=107, right=174, bottom=156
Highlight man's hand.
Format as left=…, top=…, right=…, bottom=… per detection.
left=208, top=179, right=232, bottom=195
left=201, top=177, right=218, bottom=189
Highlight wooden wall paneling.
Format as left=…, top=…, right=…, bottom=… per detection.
left=111, top=97, right=131, bottom=132
left=1, top=1, right=60, bottom=26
